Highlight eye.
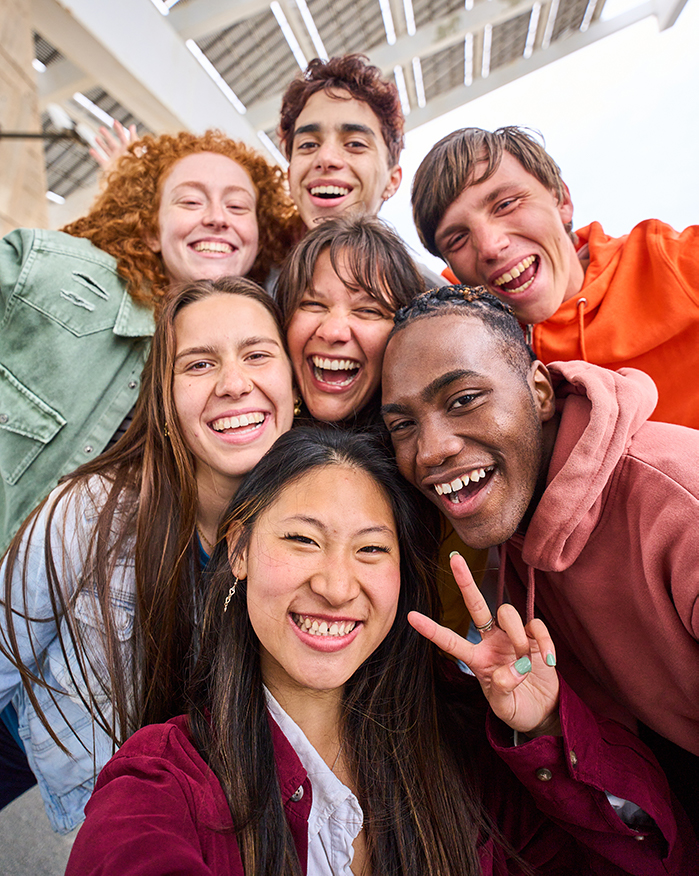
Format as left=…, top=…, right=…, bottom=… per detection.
left=495, top=196, right=519, bottom=214
left=444, top=231, right=468, bottom=253
left=244, top=350, right=273, bottom=363
left=295, top=139, right=318, bottom=152
left=355, top=306, right=387, bottom=319
left=283, top=533, right=318, bottom=547
left=450, top=391, right=480, bottom=410
left=298, top=299, right=326, bottom=312
left=384, top=418, right=414, bottom=436
left=184, top=359, right=213, bottom=372
left=358, top=544, right=390, bottom=554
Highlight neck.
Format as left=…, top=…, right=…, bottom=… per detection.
left=195, top=473, right=240, bottom=548
left=267, top=679, right=344, bottom=769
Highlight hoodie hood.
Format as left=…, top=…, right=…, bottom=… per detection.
left=522, top=360, right=657, bottom=572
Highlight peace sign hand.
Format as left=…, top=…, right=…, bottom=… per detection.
left=408, top=552, right=560, bottom=736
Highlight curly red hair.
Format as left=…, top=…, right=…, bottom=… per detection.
left=62, top=130, right=302, bottom=309
left=278, top=55, right=405, bottom=167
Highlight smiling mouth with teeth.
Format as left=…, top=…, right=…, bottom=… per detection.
left=434, top=466, right=495, bottom=503
left=309, top=185, right=351, bottom=199
left=493, top=255, right=538, bottom=293
left=211, top=411, right=265, bottom=432
left=292, top=613, right=358, bottom=637
left=311, top=355, right=360, bottom=387
left=191, top=241, right=234, bottom=254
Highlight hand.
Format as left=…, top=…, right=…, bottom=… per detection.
left=408, top=552, right=560, bottom=735
left=89, top=121, right=137, bottom=169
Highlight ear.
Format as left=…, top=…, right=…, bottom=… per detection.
left=145, top=227, right=161, bottom=254
left=529, top=361, right=556, bottom=423
left=382, top=165, right=403, bottom=201
left=226, top=524, right=248, bottom=580
left=557, top=181, right=574, bottom=228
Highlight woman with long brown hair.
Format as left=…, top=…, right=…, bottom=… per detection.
left=0, top=277, right=295, bottom=832
left=66, top=428, right=697, bottom=874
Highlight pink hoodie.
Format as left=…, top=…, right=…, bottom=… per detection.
left=502, top=360, right=699, bottom=756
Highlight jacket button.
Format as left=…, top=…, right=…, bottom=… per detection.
left=84, top=445, right=94, bottom=454
left=0, top=414, right=8, bottom=424
left=290, top=785, right=304, bottom=802
left=128, top=381, right=137, bottom=389
left=535, top=768, right=553, bottom=782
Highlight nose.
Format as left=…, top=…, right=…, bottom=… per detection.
left=216, top=363, right=252, bottom=398
left=308, top=558, right=361, bottom=607
left=472, top=219, right=509, bottom=262
left=415, top=418, right=462, bottom=469
left=202, top=199, right=229, bottom=228
left=314, top=138, right=345, bottom=171
left=314, top=311, right=352, bottom=345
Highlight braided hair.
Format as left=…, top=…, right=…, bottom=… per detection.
left=392, top=284, right=535, bottom=376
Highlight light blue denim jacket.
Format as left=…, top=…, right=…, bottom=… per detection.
left=0, top=475, right=136, bottom=833
left=0, top=229, right=154, bottom=556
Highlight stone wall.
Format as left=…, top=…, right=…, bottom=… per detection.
left=0, top=0, right=48, bottom=235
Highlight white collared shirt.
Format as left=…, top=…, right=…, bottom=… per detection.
left=265, top=690, right=364, bottom=875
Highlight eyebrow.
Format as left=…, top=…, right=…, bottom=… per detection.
left=170, top=181, right=255, bottom=198
left=282, top=515, right=395, bottom=538
left=293, top=122, right=377, bottom=140
left=175, top=336, right=281, bottom=362
left=380, top=369, right=481, bottom=416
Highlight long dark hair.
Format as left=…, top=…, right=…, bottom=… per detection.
left=189, top=428, right=493, bottom=875
left=1, top=277, right=289, bottom=749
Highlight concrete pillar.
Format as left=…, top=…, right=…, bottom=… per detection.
left=0, top=0, right=48, bottom=235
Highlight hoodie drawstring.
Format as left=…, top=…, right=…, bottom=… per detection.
left=576, top=297, right=588, bottom=362
left=497, top=544, right=537, bottom=624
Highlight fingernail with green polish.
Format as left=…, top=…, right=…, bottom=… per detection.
left=449, top=550, right=460, bottom=559
left=514, top=656, right=532, bottom=675
left=545, top=653, right=556, bottom=667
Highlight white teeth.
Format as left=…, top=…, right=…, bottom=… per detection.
left=312, top=356, right=360, bottom=372
left=310, top=185, right=350, bottom=197
left=494, top=255, right=536, bottom=287
left=433, top=466, right=494, bottom=497
left=212, top=411, right=265, bottom=432
left=293, top=614, right=357, bottom=637
left=192, top=241, right=233, bottom=253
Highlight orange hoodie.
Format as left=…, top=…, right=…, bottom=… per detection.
left=531, top=220, right=699, bottom=429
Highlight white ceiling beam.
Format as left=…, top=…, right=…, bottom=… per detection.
left=401, top=0, right=669, bottom=131
left=654, top=0, right=688, bottom=29
left=31, top=0, right=260, bottom=147
left=169, top=0, right=271, bottom=40
left=36, top=56, right=94, bottom=109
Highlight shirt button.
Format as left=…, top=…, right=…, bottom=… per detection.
left=128, top=381, right=137, bottom=389
left=84, top=445, right=94, bottom=454
left=569, top=750, right=578, bottom=766
left=290, top=785, right=304, bottom=802
left=634, top=835, right=645, bottom=841
left=0, top=414, right=8, bottom=424
left=535, top=768, right=553, bottom=782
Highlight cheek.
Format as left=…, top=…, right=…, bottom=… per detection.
left=287, top=315, right=315, bottom=364
left=360, top=325, right=393, bottom=376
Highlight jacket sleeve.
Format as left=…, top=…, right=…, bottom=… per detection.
left=65, top=723, right=240, bottom=876
left=0, top=229, right=27, bottom=315
left=486, top=678, right=698, bottom=875
left=0, top=480, right=95, bottom=712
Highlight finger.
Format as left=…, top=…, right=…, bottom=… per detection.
left=448, top=552, right=494, bottom=632
left=495, top=604, right=529, bottom=657
left=408, top=611, right=474, bottom=664
left=526, top=618, right=557, bottom=668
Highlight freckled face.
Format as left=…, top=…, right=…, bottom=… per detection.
left=287, top=90, right=402, bottom=229
left=149, top=152, right=260, bottom=284
left=172, top=294, right=294, bottom=501
left=435, top=153, right=582, bottom=325
left=286, top=249, right=395, bottom=422
left=381, top=315, right=552, bottom=549
left=236, top=464, right=400, bottom=703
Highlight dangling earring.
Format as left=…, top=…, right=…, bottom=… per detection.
left=164, top=423, right=170, bottom=438
left=293, top=397, right=302, bottom=417
left=223, top=577, right=238, bottom=613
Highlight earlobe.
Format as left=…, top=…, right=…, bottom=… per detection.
left=529, top=361, right=556, bottom=422
left=145, top=226, right=162, bottom=254
left=557, top=182, right=574, bottom=227
left=382, top=165, right=403, bottom=201
left=226, top=527, right=248, bottom=579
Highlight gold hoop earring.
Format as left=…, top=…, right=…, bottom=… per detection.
left=293, top=397, right=302, bottom=417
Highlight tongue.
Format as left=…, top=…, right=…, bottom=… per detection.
left=500, top=258, right=538, bottom=292
left=319, top=367, right=356, bottom=385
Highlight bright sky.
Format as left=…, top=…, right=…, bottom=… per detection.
left=381, top=0, right=699, bottom=273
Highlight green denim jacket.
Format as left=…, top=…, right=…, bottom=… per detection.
left=0, top=229, right=154, bottom=555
